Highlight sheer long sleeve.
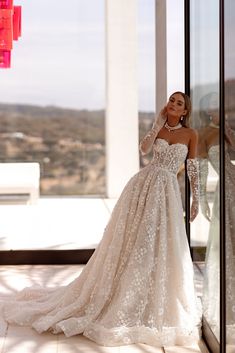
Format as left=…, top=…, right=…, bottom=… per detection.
left=139, top=112, right=166, bottom=155
left=186, top=158, right=199, bottom=222
left=198, top=158, right=211, bottom=221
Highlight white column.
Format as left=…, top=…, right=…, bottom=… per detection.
left=105, top=0, right=139, bottom=198
left=155, top=0, right=167, bottom=112
left=166, top=0, right=184, bottom=96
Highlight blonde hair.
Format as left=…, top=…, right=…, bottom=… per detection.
left=169, top=91, right=191, bottom=128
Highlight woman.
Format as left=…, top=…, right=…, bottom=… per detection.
left=1, top=92, right=202, bottom=347
left=198, top=92, right=235, bottom=343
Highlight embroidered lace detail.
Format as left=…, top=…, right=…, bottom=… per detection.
left=199, top=158, right=210, bottom=221
left=187, top=159, right=199, bottom=202
left=0, top=138, right=202, bottom=346
left=186, top=159, right=199, bottom=222
left=151, top=138, right=188, bottom=174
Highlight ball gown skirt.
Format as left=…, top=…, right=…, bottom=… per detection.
left=0, top=138, right=202, bottom=347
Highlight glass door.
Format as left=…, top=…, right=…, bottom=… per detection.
left=189, top=0, right=221, bottom=349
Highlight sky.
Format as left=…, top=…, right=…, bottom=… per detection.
left=0, top=0, right=233, bottom=111
left=0, top=0, right=156, bottom=111
left=0, top=0, right=107, bottom=110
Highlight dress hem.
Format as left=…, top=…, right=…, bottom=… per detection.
left=83, top=323, right=202, bottom=347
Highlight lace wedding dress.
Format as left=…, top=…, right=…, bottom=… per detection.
left=202, top=144, right=235, bottom=343
left=0, top=138, right=202, bottom=347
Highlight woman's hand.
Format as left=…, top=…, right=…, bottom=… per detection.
left=190, top=199, right=199, bottom=222
left=140, top=105, right=168, bottom=155
left=153, top=106, right=167, bottom=130
left=161, top=105, right=168, bottom=117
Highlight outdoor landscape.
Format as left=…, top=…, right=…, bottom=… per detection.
left=0, top=80, right=234, bottom=196
left=0, top=103, right=153, bottom=195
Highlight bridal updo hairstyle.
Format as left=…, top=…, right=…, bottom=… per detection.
left=169, top=91, right=192, bottom=128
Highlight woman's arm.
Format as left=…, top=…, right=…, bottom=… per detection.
left=139, top=108, right=167, bottom=155
left=187, top=129, right=199, bottom=222
left=198, top=158, right=211, bottom=221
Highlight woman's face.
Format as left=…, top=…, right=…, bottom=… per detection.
left=166, top=93, right=187, bottom=120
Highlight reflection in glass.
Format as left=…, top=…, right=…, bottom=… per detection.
left=198, top=92, right=220, bottom=340
left=224, top=105, right=235, bottom=346
left=225, top=0, right=235, bottom=349
left=190, top=0, right=220, bottom=343
left=198, top=91, right=235, bottom=345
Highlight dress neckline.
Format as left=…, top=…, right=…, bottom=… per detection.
left=156, top=138, right=188, bottom=149
left=208, top=143, right=219, bottom=151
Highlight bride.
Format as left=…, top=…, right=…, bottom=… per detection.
left=0, top=91, right=202, bottom=347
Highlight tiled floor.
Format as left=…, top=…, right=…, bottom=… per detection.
left=0, top=265, right=208, bottom=353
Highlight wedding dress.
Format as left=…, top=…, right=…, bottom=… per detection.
left=202, top=143, right=235, bottom=343
left=201, top=145, right=220, bottom=340
left=0, top=137, right=202, bottom=347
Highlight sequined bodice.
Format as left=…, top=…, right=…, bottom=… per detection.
left=151, top=138, right=188, bottom=174
left=208, top=144, right=234, bottom=175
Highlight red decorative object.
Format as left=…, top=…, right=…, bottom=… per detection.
left=0, top=0, right=21, bottom=68
left=0, top=9, right=13, bottom=50
left=13, top=5, right=21, bottom=40
left=0, top=49, right=10, bottom=67
left=0, top=0, right=13, bottom=9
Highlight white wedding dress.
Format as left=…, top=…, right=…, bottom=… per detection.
left=202, top=144, right=235, bottom=343
left=0, top=138, right=202, bottom=347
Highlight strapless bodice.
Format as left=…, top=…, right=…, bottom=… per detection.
left=150, top=138, right=188, bottom=174
left=208, top=144, right=234, bottom=174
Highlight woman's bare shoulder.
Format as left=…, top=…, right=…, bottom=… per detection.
left=182, top=127, right=198, bottom=141
left=198, top=126, right=211, bottom=136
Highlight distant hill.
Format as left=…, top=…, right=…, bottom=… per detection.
left=0, top=104, right=106, bottom=144
left=0, top=86, right=234, bottom=195
left=0, top=103, right=153, bottom=195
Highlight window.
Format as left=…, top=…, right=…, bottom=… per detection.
left=0, top=0, right=105, bottom=195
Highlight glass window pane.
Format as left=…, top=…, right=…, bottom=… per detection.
left=0, top=1, right=105, bottom=252
left=190, top=0, right=220, bottom=342
left=0, top=0, right=105, bottom=196
left=138, top=0, right=155, bottom=169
